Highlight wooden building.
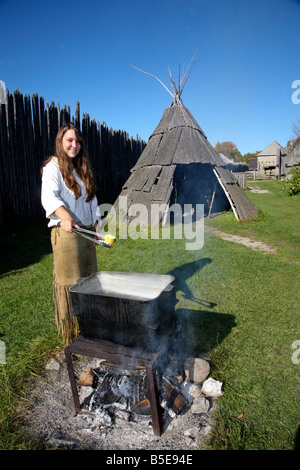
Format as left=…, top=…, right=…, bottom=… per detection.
left=257, top=141, right=282, bottom=177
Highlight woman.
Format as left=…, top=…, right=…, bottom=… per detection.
left=41, top=124, right=99, bottom=345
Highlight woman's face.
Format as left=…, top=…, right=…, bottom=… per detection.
left=62, top=129, right=81, bottom=159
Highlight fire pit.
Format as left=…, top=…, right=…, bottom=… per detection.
left=66, top=271, right=180, bottom=436
left=69, top=271, right=177, bottom=352
left=64, top=336, right=165, bottom=435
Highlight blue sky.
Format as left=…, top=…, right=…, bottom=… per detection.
left=0, top=0, right=299, bottom=155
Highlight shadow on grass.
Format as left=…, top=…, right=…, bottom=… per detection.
left=168, top=258, right=213, bottom=304
left=168, top=258, right=236, bottom=358
left=295, top=426, right=300, bottom=450
left=178, top=308, right=237, bottom=357
left=0, top=218, right=52, bottom=277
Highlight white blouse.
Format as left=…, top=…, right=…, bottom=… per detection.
left=41, top=157, right=98, bottom=228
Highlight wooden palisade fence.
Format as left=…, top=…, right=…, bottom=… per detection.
left=0, top=88, right=146, bottom=226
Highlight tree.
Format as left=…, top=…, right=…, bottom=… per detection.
left=290, top=118, right=300, bottom=149
left=292, top=118, right=300, bottom=138
left=284, top=166, right=300, bottom=195
left=242, top=151, right=260, bottom=164
left=214, top=141, right=242, bottom=162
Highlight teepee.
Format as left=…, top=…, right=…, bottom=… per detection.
left=113, top=60, right=258, bottom=225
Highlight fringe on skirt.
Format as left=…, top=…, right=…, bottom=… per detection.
left=51, top=226, right=98, bottom=346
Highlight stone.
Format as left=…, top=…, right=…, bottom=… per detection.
left=183, top=426, right=198, bottom=437
left=191, top=397, right=210, bottom=414
left=188, top=383, right=202, bottom=398
left=45, top=358, right=60, bottom=371
left=184, top=358, right=210, bottom=384
left=55, top=351, right=66, bottom=363
left=201, top=378, right=224, bottom=397
left=185, top=436, right=197, bottom=448
left=79, top=385, right=94, bottom=403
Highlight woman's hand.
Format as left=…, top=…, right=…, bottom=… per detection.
left=60, top=217, right=75, bottom=232
left=55, top=206, right=77, bottom=233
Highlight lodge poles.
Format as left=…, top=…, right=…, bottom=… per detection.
left=127, top=53, right=197, bottom=108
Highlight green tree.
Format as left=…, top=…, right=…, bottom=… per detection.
left=242, top=151, right=260, bottom=164
left=284, top=166, right=300, bottom=195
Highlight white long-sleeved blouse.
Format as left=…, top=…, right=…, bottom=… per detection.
left=41, top=157, right=98, bottom=227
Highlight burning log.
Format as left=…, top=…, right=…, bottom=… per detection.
left=161, top=377, right=188, bottom=415
left=85, top=365, right=148, bottom=411
left=132, top=398, right=151, bottom=415
left=78, top=368, right=95, bottom=386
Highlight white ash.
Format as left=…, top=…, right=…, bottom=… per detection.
left=20, top=354, right=221, bottom=450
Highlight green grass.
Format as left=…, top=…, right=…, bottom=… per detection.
left=0, top=180, right=299, bottom=450
left=202, top=180, right=300, bottom=449
left=207, top=180, right=300, bottom=263
left=0, top=220, right=61, bottom=449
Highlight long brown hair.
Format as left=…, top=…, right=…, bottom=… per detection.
left=43, top=124, right=96, bottom=202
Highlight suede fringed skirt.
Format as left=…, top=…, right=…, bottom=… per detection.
left=51, top=226, right=98, bottom=346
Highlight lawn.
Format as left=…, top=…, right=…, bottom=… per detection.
left=0, top=180, right=299, bottom=450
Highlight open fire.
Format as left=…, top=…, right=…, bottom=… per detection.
left=62, top=270, right=224, bottom=442
left=23, top=345, right=223, bottom=450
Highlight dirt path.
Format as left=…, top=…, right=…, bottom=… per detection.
left=204, top=226, right=277, bottom=254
